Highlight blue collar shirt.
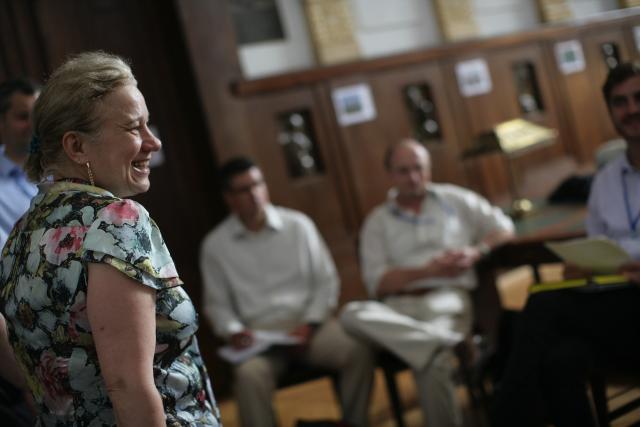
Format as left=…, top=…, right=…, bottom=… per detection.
left=0, top=146, right=38, bottom=248
left=587, top=152, right=640, bottom=260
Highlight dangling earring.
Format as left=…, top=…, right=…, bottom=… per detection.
left=86, top=162, right=95, bottom=186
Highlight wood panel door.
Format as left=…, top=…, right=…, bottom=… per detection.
left=441, top=42, right=572, bottom=203
left=244, top=87, right=366, bottom=303
left=581, top=26, right=634, bottom=156
left=551, top=24, right=635, bottom=164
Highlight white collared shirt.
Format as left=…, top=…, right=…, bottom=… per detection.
left=587, top=152, right=640, bottom=260
left=360, top=183, right=514, bottom=296
left=200, top=204, right=339, bottom=339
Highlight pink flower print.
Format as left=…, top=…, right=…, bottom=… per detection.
left=100, top=200, right=140, bottom=226
left=155, top=343, right=169, bottom=354
left=158, top=262, right=179, bottom=278
left=69, top=299, right=89, bottom=340
left=42, top=226, right=89, bottom=265
left=35, top=351, right=73, bottom=415
left=197, top=389, right=206, bottom=405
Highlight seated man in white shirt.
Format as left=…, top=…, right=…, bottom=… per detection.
left=341, top=139, right=514, bottom=427
left=200, top=157, right=374, bottom=427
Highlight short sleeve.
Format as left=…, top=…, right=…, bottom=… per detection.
left=82, top=199, right=183, bottom=290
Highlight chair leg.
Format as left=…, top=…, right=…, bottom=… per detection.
left=590, top=374, right=610, bottom=427
left=381, top=366, right=406, bottom=427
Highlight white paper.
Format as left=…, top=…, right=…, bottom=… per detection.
left=545, top=237, right=631, bottom=274
left=555, top=40, right=585, bottom=75
left=332, top=83, right=377, bottom=127
left=455, top=58, right=492, bottom=98
left=217, top=330, right=302, bottom=364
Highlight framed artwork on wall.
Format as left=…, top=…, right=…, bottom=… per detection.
left=331, top=83, right=377, bottom=127
left=455, top=58, right=492, bottom=98
left=554, top=39, right=586, bottom=75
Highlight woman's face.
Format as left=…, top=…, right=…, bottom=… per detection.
left=87, top=84, right=161, bottom=197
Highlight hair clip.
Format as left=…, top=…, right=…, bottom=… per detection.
left=29, top=134, right=41, bottom=154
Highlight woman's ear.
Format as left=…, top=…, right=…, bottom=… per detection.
left=61, top=131, right=89, bottom=165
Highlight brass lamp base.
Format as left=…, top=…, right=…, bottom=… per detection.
left=511, top=198, right=534, bottom=218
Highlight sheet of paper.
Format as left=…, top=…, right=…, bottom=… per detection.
left=545, top=236, right=631, bottom=274
left=217, top=330, right=302, bottom=364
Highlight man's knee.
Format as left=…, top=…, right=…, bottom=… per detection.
left=340, top=300, right=386, bottom=331
left=234, top=357, right=275, bottom=389
left=419, top=349, right=457, bottom=384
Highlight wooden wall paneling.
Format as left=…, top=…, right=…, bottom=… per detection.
left=548, top=24, right=633, bottom=164
left=311, top=82, right=369, bottom=302
left=441, top=53, right=516, bottom=202
left=323, top=74, right=393, bottom=221
left=244, top=87, right=368, bottom=303
left=580, top=26, right=634, bottom=155
left=0, top=0, right=46, bottom=80
left=441, top=43, right=571, bottom=204
left=177, top=0, right=255, bottom=162
left=622, top=21, right=640, bottom=61
left=489, top=43, right=572, bottom=199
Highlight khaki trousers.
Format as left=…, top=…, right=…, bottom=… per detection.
left=233, top=318, right=374, bottom=427
left=340, top=288, right=472, bottom=427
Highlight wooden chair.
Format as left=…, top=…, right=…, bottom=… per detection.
left=590, top=367, right=640, bottom=427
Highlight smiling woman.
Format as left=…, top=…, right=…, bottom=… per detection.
left=0, top=51, right=221, bottom=426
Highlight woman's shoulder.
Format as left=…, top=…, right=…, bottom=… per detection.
left=92, top=198, right=150, bottom=228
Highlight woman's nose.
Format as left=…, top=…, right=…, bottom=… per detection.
left=142, top=126, right=162, bottom=151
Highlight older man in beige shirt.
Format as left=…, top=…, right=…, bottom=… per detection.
left=342, top=139, right=514, bottom=427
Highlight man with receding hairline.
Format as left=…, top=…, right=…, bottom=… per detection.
left=341, top=139, right=514, bottom=427
left=0, top=77, right=39, bottom=427
left=0, top=77, right=39, bottom=249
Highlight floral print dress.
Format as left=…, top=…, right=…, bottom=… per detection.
left=0, top=181, right=221, bottom=426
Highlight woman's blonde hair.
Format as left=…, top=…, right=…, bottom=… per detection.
left=24, top=51, right=137, bottom=182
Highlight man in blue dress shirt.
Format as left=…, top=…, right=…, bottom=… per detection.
left=493, top=62, right=640, bottom=427
left=0, top=78, right=39, bottom=426
left=0, top=78, right=39, bottom=248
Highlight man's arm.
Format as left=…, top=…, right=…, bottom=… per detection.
left=301, top=216, right=338, bottom=329
left=364, top=194, right=515, bottom=298
left=359, top=211, right=457, bottom=298
left=0, top=315, right=27, bottom=390
left=199, top=239, right=246, bottom=341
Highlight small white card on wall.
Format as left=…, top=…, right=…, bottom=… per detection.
left=332, top=83, right=377, bottom=127
left=455, top=58, right=492, bottom=97
left=634, top=26, right=640, bottom=52
left=555, top=39, right=586, bottom=75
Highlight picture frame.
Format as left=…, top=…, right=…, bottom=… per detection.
left=331, top=83, right=377, bottom=127
left=455, top=58, right=492, bottom=98
left=555, top=39, right=586, bottom=75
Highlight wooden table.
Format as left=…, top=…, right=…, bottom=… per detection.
left=473, top=202, right=587, bottom=343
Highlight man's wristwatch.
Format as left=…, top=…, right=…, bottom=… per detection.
left=477, top=242, right=491, bottom=257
